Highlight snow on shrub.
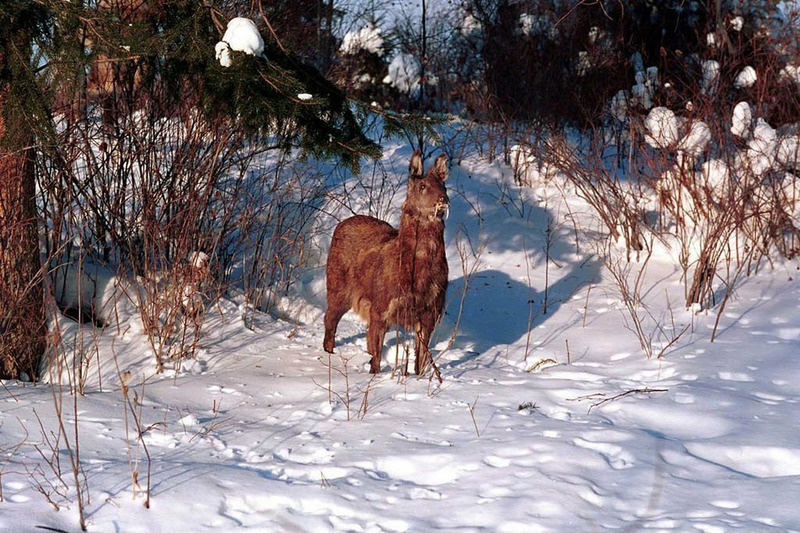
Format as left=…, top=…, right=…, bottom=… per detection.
left=677, top=121, right=711, bottom=162
left=700, top=159, right=731, bottom=203
left=700, top=60, right=720, bottom=96
left=777, top=134, right=800, bottom=169
left=779, top=64, right=800, bottom=85
left=215, top=17, right=265, bottom=68
left=632, top=67, right=659, bottom=110
left=644, top=107, right=679, bottom=149
left=731, top=101, right=752, bottom=138
left=340, top=23, right=384, bottom=56
left=734, top=66, right=758, bottom=89
left=746, top=118, right=778, bottom=177
left=384, top=53, right=420, bottom=95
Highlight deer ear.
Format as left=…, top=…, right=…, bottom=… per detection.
left=409, top=150, right=423, bottom=179
left=433, top=154, right=448, bottom=181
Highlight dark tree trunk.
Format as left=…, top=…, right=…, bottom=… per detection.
left=0, top=40, right=46, bottom=380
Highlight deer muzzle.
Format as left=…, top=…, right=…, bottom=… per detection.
left=434, top=197, right=450, bottom=219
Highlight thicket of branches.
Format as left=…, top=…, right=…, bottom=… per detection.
left=1, top=0, right=383, bottom=379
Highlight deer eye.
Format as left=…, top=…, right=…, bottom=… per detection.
left=420, top=183, right=427, bottom=191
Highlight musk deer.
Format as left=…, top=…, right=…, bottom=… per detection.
left=324, top=150, right=449, bottom=376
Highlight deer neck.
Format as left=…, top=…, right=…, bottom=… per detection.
left=398, top=210, right=443, bottom=249
left=396, top=210, right=445, bottom=282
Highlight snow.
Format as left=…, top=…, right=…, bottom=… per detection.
left=631, top=67, right=659, bottom=109
left=747, top=118, right=778, bottom=177
left=734, top=65, right=758, bottom=89
left=677, top=120, right=711, bottom=161
left=5, top=134, right=800, bottom=531
left=383, top=53, right=420, bottom=94
left=644, top=106, right=678, bottom=149
left=777, top=134, right=800, bottom=168
left=509, top=143, right=543, bottom=186
left=459, top=13, right=482, bottom=36
left=701, top=59, right=720, bottom=95
left=780, top=64, right=800, bottom=84
left=7, top=8, right=800, bottom=527
left=339, top=23, right=384, bottom=56
left=609, top=89, right=627, bottom=122
left=731, top=100, right=752, bottom=137
left=519, top=13, right=549, bottom=37
left=216, top=17, right=264, bottom=67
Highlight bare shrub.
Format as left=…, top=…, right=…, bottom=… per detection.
left=39, top=81, right=335, bottom=371
left=547, top=134, right=645, bottom=260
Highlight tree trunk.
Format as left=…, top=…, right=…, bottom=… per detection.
left=0, top=57, right=46, bottom=380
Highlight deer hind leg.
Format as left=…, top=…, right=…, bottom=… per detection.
left=414, top=323, right=433, bottom=376
left=366, top=314, right=387, bottom=373
left=323, top=296, right=350, bottom=353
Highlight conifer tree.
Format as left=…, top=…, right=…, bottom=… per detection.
left=0, top=2, right=48, bottom=380
left=0, top=0, right=379, bottom=380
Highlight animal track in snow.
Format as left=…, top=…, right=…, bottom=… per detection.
left=2, top=481, right=30, bottom=503
left=573, top=437, right=635, bottom=470
left=274, top=444, right=335, bottom=465
left=355, top=454, right=476, bottom=486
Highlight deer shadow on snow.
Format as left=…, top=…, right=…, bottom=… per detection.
left=436, top=263, right=601, bottom=371
left=431, top=164, right=602, bottom=371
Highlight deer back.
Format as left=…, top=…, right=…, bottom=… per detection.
left=326, top=150, right=449, bottom=327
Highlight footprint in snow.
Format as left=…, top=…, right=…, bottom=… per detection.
left=391, top=432, right=453, bottom=447
left=2, top=481, right=30, bottom=503
left=274, top=445, right=335, bottom=465
left=573, top=437, right=635, bottom=470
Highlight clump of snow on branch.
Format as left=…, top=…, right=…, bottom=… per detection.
left=644, top=107, right=678, bottom=149
left=731, top=101, right=752, bottom=138
left=734, top=66, right=757, bottom=89
left=780, top=64, right=800, bottom=84
left=701, top=59, right=720, bottom=95
left=777, top=134, right=800, bottom=169
left=746, top=118, right=777, bottom=177
left=632, top=66, right=659, bottom=109
left=701, top=159, right=731, bottom=202
left=677, top=120, right=711, bottom=162
left=609, top=90, right=628, bottom=122
left=215, top=17, right=265, bottom=68
left=519, top=13, right=551, bottom=37
left=340, top=23, right=384, bottom=56
left=384, top=53, right=421, bottom=95
left=459, top=13, right=482, bottom=36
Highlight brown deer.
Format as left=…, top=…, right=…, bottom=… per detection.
left=324, top=150, right=449, bottom=376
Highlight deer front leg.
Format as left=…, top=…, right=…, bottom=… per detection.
left=366, top=315, right=387, bottom=373
left=323, top=298, right=349, bottom=353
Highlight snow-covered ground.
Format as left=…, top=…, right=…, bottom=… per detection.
left=3, top=141, right=800, bottom=532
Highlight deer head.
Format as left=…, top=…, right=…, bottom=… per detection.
left=405, top=150, right=449, bottom=222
